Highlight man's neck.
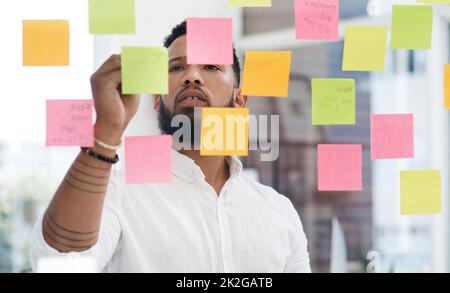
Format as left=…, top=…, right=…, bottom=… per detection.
left=180, top=150, right=230, bottom=196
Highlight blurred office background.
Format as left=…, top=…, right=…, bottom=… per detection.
left=0, top=0, right=449, bottom=273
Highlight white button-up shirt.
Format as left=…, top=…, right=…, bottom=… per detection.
left=30, top=150, right=311, bottom=273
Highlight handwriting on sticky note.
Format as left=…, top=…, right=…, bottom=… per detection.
left=121, top=47, right=168, bottom=95
left=312, top=79, right=355, bottom=125
left=400, top=170, right=442, bottom=215
left=317, top=144, right=362, bottom=191
left=295, top=0, right=339, bottom=40
left=89, top=0, right=136, bottom=35
left=46, top=100, right=93, bottom=147
left=125, top=135, right=172, bottom=184
left=242, top=51, right=292, bottom=97
left=23, top=20, right=70, bottom=66
left=371, top=114, right=414, bottom=160
left=201, top=108, right=250, bottom=156
left=187, top=18, right=233, bottom=65
left=342, top=26, right=388, bottom=71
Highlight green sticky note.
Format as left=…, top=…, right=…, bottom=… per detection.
left=400, top=170, right=442, bottom=215
left=417, top=0, right=450, bottom=3
left=312, top=79, right=355, bottom=125
left=391, top=5, right=433, bottom=50
left=342, top=26, right=388, bottom=71
left=121, top=47, right=168, bottom=95
left=89, top=0, right=135, bottom=35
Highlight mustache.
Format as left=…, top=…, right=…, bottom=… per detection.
left=174, top=85, right=209, bottom=104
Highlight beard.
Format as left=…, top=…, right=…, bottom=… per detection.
left=157, top=94, right=235, bottom=142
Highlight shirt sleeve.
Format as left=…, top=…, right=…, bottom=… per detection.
left=29, top=175, right=122, bottom=273
left=283, top=199, right=311, bottom=273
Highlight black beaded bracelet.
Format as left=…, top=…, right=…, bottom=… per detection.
left=80, top=147, right=119, bottom=164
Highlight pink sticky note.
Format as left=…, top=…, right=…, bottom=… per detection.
left=125, top=135, right=172, bottom=184
left=187, top=18, right=233, bottom=65
left=317, top=144, right=362, bottom=191
left=295, top=0, right=339, bottom=40
left=46, top=100, right=94, bottom=147
left=371, top=114, right=414, bottom=159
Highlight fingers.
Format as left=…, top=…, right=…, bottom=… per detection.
left=100, top=69, right=121, bottom=86
left=92, top=69, right=139, bottom=99
left=95, top=54, right=121, bottom=76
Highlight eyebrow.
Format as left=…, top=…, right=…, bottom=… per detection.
left=169, top=56, right=186, bottom=64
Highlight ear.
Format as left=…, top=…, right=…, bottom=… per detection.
left=154, top=95, right=161, bottom=111
left=233, top=88, right=248, bottom=108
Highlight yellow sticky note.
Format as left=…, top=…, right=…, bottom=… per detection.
left=417, top=0, right=450, bottom=3
left=121, top=47, right=169, bottom=94
left=242, top=51, right=291, bottom=97
left=445, top=64, right=450, bottom=109
left=201, top=108, right=249, bottom=156
left=228, top=0, right=272, bottom=7
left=342, top=26, right=388, bottom=71
left=23, top=20, right=69, bottom=66
left=391, top=5, right=433, bottom=50
left=400, top=170, right=442, bottom=215
left=89, top=0, right=136, bottom=35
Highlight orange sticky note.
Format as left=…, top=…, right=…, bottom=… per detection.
left=242, top=51, right=291, bottom=97
left=23, top=20, right=70, bottom=66
left=201, top=108, right=249, bottom=156
left=445, top=64, right=450, bottom=109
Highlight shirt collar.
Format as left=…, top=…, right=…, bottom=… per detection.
left=171, top=149, right=243, bottom=182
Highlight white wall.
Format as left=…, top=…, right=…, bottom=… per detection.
left=0, top=0, right=93, bottom=144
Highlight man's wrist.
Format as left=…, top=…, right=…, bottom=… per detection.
left=94, top=124, right=123, bottom=146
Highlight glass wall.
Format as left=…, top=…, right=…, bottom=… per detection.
left=1, top=0, right=449, bottom=273
left=240, top=1, right=450, bottom=273
left=0, top=0, right=92, bottom=272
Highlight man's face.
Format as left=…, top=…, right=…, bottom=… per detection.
left=154, top=35, right=247, bottom=134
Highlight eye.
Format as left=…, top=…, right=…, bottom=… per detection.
left=204, top=65, right=221, bottom=71
left=169, top=65, right=184, bottom=73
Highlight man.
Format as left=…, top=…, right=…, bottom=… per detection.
left=30, top=21, right=311, bottom=273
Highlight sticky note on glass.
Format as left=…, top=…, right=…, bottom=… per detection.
left=391, top=5, right=432, bottom=50
left=242, top=51, right=291, bottom=97
left=46, top=100, right=93, bottom=147
left=444, top=64, right=450, bottom=109
left=125, top=135, right=172, bottom=184
left=317, top=144, right=362, bottom=191
left=371, top=114, right=414, bottom=160
left=89, top=0, right=136, bottom=35
left=228, top=0, right=272, bottom=7
left=187, top=18, right=233, bottom=65
left=400, top=170, right=442, bottom=215
left=312, top=79, right=355, bottom=125
left=342, top=26, right=388, bottom=71
left=23, top=20, right=69, bottom=66
left=201, top=108, right=249, bottom=156
left=417, top=1, right=450, bottom=5
left=121, top=47, right=168, bottom=94
left=295, top=0, right=339, bottom=40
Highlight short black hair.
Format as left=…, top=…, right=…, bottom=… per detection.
left=164, top=20, right=241, bottom=86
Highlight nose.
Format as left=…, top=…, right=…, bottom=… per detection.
left=184, top=79, right=200, bottom=86
left=182, top=66, right=204, bottom=87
